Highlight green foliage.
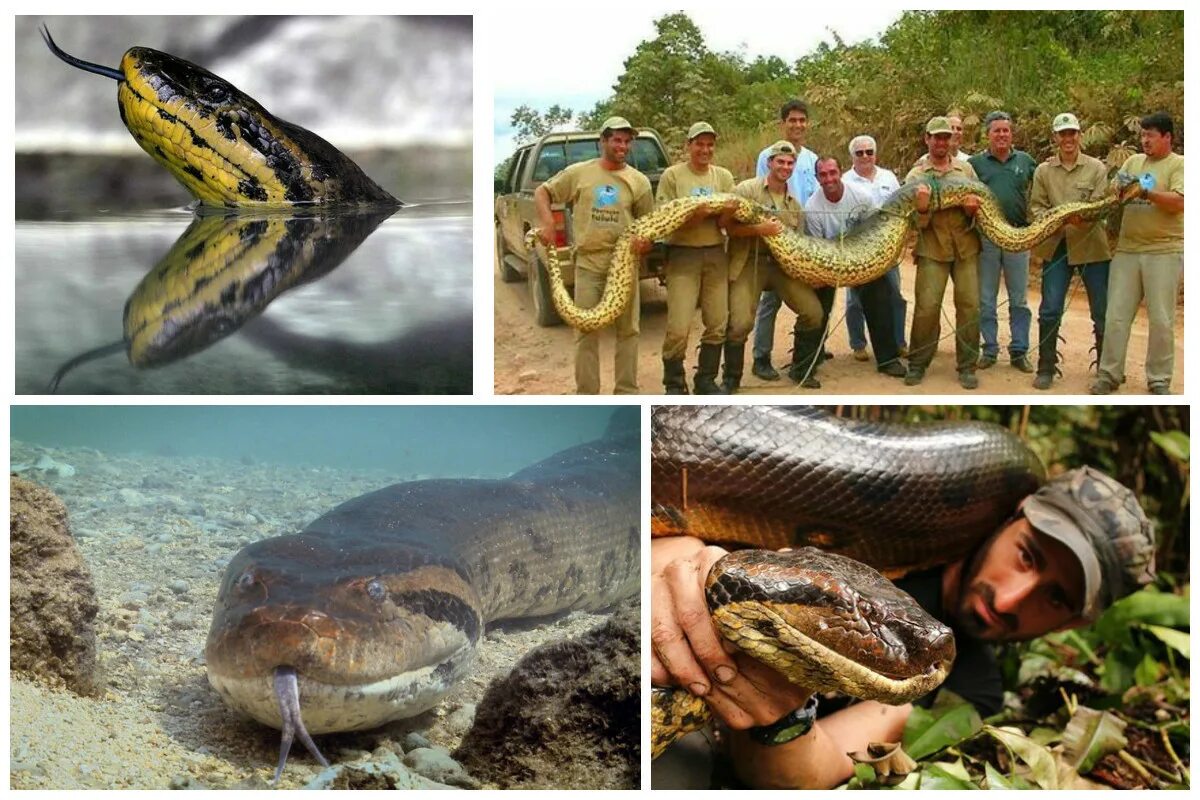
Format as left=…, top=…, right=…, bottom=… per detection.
left=510, top=104, right=580, bottom=145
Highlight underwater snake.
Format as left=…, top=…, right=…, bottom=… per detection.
left=531, top=174, right=1143, bottom=333
left=205, top=408, right=639, bottom=781
left=41, top=25, right=399, bottom=207
left=649, top=406, right=1046, bottom=756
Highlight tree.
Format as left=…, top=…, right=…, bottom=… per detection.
left=510, top=104, right=579, bottom=145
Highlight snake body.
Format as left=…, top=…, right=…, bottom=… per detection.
left=42, top=26, right=398, bottom=208
left=533, top=174, right=1142, bottom=332
left=650, top=406, right=1046, bottom=755
left=205, top=408, right=640, bottom=780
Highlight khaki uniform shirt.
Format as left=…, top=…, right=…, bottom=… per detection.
left=656, top=162, right=735, bottom=247
left=542, top=158, right=654, bottom=272
left=1116, top=152, right=1184, bottom=254
left=1029, top=153, right=1111, bottom=264
left=727, top=177, right=804, bottom=282
left=904, top=159, right=981, bottom=261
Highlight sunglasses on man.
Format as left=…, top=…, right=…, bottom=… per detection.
left=854, top=149, right=875, bottom=157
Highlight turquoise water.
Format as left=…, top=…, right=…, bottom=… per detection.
left=10, top=405, right=635, bottom=475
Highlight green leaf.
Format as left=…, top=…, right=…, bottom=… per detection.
left=918, top=762, right=977, bottom=790
left=984, top=726, right=1059, bottom=789
left=1149, top=430, right=1190, bottom=462
left=902, top=692, right=984, bottom=761
left=1099, top=648, right=1137, bottom=694
left=1060, top=707, right=1128, bottom=774
left=1144, top=624, right=1191, bottom=658
left=983, top=762, right=1018, bottom=789
left=1028, top=727, right=1062, bottom=746
left=1134, top=651, right=1162, bottom=686
left=1093, top=590, right=1190, bottom=644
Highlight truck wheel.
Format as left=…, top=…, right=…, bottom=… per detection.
left=530, top=252, right=563, bottom=327
left=496, top=224, right=522, bottom=283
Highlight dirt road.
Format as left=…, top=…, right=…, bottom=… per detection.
left=494, top=256, right=1184, bottom=396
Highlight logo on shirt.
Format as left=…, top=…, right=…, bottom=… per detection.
left=594, top=184, right=619, bottom=207
left=690, top=186, right=715, bottom=197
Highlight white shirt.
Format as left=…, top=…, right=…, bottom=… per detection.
left=844, top=166, right=901, bottom=206
left=804, top=181, right=878, bottom=239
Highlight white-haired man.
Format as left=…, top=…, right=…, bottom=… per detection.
left=843, top=134, right=907, bottom=362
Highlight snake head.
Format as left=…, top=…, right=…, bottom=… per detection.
left=1113, top=171, right=1148, bottom=203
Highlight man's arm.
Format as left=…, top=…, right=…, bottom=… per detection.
left=728, top=700, right=913, bottom=789
left=1145, top=188, right=1184, bottom=214
left=533, top=184, right=557, bottom=246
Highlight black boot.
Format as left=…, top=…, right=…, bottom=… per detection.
left=1033, top=320, right=1061, bottom=391
left=693, top=343, right=727, bottom=395
left=1090, top=329, right=1104, bottom=373
left=663, top=357, right=688, bottom=395
left=722, top=342, right=745, bottom=394
left=787, top=328, right=822, bottom=389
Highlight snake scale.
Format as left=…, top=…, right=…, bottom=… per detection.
left=42, top=25, right=398, bottom=208
left=205, top=408, right=639, bottom=781
left=532, top=173, right=1143, bottom=332
left=650, top=406, right=1046, bottom=756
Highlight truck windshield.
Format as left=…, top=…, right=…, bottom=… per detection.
left=531, top=138, right=668, bottom=181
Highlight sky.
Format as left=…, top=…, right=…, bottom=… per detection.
left=492, top=6, right=902, bottom=160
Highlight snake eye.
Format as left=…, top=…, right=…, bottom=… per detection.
left=235, top=569, right=256, bottom=591
left=366, top=580, right=386, bottom=602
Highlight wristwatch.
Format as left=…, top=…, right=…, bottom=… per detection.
left=747, top=695, right=819, bottom=746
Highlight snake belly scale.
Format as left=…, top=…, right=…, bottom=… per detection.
left=205, top=409, right=639, bottom=780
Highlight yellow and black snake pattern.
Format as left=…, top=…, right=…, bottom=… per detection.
left=531, top=174, right=1143, bottom=333
left=42, top=26, right=398, bottom=208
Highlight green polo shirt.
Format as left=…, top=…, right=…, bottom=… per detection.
left=968, top=149, right=1037, bottom=226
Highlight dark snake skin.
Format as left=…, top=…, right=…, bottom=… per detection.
left=651, top=406, right=1046, bottom=575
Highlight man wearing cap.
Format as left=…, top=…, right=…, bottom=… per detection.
left=917, top=111, right=971, bottom=166
left=844, top=134, right=908, bottom=363
left=804, top=155, right=906, bottom=380
left=751, top=99, right=821, bottom=381
left=1029, top=112, right=1112, bottom=390
left=969, top=111, right=1038, bottom=374
left=656, top=122, right=737, bottom=394
left=903, top=116, right=982, bottom=390
left=1091, top=111, right=1184, bottom=396
left=651, top=466, right=1155, bottom=788
left=535, top=116, right=653, bottom=394
left=718, top=141, right=826, bottom=391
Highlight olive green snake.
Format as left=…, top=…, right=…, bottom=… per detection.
left=530, top=173, right=1144, bottom=333
left=41, top=25, right=399, bottom=208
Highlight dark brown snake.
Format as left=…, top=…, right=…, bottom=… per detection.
left=650, top=406, right=1046, bottom=756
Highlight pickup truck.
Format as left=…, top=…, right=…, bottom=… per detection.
left=494, top=129, right=671, bottom=326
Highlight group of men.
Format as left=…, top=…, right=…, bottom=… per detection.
left=533, top=101, right=1183, bottom=395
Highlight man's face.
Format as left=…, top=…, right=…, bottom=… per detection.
left=988, top=119, right=1013, bottom=154
left=769, top=153, right=796, bottom=184
left=782, top=110, right=808, bottom=144
left=601, top=130, right=634, bottom=164
left=816, top=158, right=843, bottom=199
left=948, top=115, right=964, bottom=149
left=1141, top=127, right=1172, bottom=158
left=687, top=134, right=716, bottom=167
left=1054, top=128, right=1080, bottom=157
left=926, top=132, right=951, bottom=160
left=851, top=141, right=876, bottom=173
left=952, top=517, right=1086, bottom=642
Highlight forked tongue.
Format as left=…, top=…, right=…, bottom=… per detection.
left=272, top=666, right=330, bottom=783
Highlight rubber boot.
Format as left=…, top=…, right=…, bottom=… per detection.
left=722, top=342, right=745, bottom=394
left=1033, top=320, right=1060, bottom=391
left=663, top=358, right=688, bottom=395
left=693, top=343, right=727, bottom=395
left=787, top=328, right=822, bottom=389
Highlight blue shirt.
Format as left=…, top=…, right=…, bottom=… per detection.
left=756, top=144, right=819, bottom=205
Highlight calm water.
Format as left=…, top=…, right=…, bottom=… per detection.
left=10, top=406, right=634, bottom=475
left=16, top=202, right=471, bottom=394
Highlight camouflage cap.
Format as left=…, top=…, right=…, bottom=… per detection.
left=600, top=116, right=638, bottom=136
left=925, top=116, right=953, bottom=135
left=687, top=121, right=717, bottom=141
left=767, top=140, right=797, bottom=159
left=1022, top=467, right=1156, bottom=621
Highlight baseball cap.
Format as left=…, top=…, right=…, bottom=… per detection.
left=600, top=116, right=638, bottom=136
left=1021, top=467, right=1156, bottom=621
left=687, top=122, right=717, bottom=141
left=767, top=140, right=797, bottom=158
left=925, top=116, right=953, bottom=135
left=1053, top=112, right=1082, bottom=133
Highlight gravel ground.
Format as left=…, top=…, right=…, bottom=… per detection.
left=9, top=441, right=628, bottom=789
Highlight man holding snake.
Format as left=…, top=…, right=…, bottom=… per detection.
left=651, top=467, right=1155, bottom=789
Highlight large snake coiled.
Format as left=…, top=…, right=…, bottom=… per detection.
left=650, top=406, right=1046, bottom=756
left=533, top=173, right=1143, bottom=332
left=205, top=408, right=639, bottom=781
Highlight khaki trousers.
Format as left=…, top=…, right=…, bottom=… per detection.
left=1099, top=251, right=1182, bottom=388
left=663, top=245, right=729, bottom=361
left=727, top=258, right=823, bottom=346
left=574, top=267, right=640, bottom=394
left=908, top=254, right=980, bottom=372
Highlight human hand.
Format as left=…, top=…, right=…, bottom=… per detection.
left=1065, top=213, right=1085, bottom=226
left=914, top=184, right=931, bottom=214
left=759, top=220, right=785, bottom=237
left=534, top=227, right=554, bottom=247
left=961, top=194, right=980, bottom=216
left=631, top=235, right=654, bottom=254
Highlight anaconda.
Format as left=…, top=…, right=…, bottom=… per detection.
left=650, top=406, right=1045, bottom=756
left=41, top=25, right=398, bottom=208
left=532, top=173, right=1144, bottom=332
left=205, top=408, right=640, bottom=781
